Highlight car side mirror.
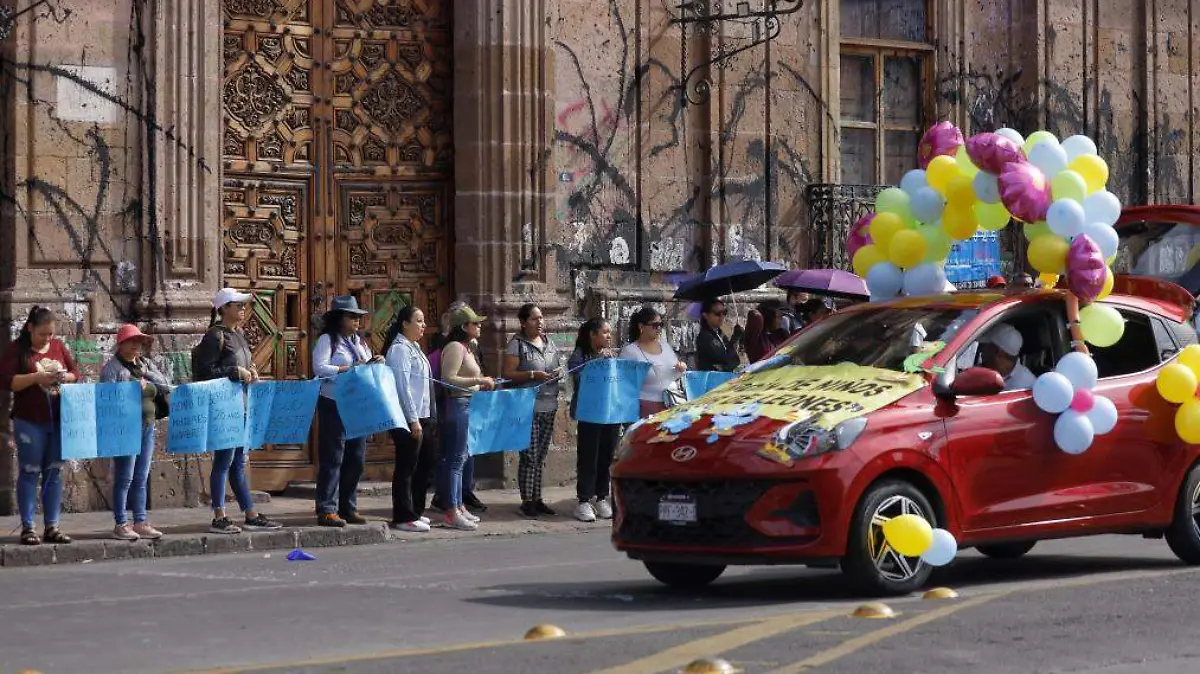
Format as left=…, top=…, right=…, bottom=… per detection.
left=952, top=367, right=1006, bottom=397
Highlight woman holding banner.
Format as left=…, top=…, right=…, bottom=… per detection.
left=439, top=305, right=496, bottom=531
left=101, top=324, right=172, bottom=541
left=620, top=307, right=686, bottom=418
left=384, top=306, right=436, bottom=533
left=568, top=318, right=619, bottom=523
left=502, top=304, right=562, bottom=519
left=0, top=306, right=79, bottom=546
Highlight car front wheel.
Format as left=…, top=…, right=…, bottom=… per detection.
left=643, top=561, right=726, bottom=589
left=1165, top=461, right=1200, bottom=565
left=841, top=480, right=936, bottom=596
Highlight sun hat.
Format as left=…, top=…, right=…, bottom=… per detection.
left=328, top=295, right=368, bottom=316
left=116, top=324, right=152, bottom=346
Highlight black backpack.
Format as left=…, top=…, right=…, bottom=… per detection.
left=190, top=328, right=226, bottom=382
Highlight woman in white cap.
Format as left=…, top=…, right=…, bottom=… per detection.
left=311, top=295, right=384, bottom=527
left=193, top=288, right=283, bottom=534
left=100, top=324, right=173, bottom=541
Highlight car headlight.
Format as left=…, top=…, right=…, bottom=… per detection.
left=775, top=417, right=868, bottom=458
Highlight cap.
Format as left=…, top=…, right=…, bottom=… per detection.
left=328, top=295, right=368, bottom=315
left=449, top=305, right=486, bottom=329
left=116, top=324, right=152, bottom=346
left=213, top=288, right=253, bottom=310
left=983, top=323, right=1023, bottom=357
left=986, top=275, right=1007, bottom=289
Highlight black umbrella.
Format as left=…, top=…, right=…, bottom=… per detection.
left=672, top=260, right=787, bottom=302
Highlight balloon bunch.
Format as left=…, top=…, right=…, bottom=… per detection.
left=1032, top=352, right=1118, bottom=454
left=881, top=514, right=957, bottom=567
left=1154, top=345, right=1200, bottom=443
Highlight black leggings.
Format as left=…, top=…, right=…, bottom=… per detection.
left=576, top=422, right=620, bottom=502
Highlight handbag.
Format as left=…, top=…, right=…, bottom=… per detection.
left=662, top=378, right=687, bottom=408
left=153, top=388, right=171, bottom=420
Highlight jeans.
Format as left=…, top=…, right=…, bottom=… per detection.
left=113, top=425, right=155, bottom=525
left=390, top=419, right=435, bottom=523
left=211, top=447, right=255, bottom=513
left=463, top=454, right=475, bottom=497
left=14, top=418, right=63, bottom=529
left=577, top=422, right=619, bottom=502
left=438, top=397, right=470, bottom=508
left=315, top=396, right=367, bottom=515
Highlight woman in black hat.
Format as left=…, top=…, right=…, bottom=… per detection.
left=312, top=295, right=383, bottom=527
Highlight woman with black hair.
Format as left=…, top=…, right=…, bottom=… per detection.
left=502, top=303, right=562, bottom=518
left=384, top=305, right=436, bottom=532
left=745, top=299, right=790, bottom=363
left=0, top=306, right=79, bottom=546
left=619, top=306, right=686, bottom=418
left=567, top=318, right=619, bottom=522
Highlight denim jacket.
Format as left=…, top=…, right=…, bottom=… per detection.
left=385, top=335, right=431, bottom=424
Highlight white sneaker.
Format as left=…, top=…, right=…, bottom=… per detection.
left=574, top=501, right=597, bottom=522
left=444, top=512, right=478, bottom=531
left=418, top=516, right=431, bottom=525
left=113, top=523, right=140, bottom=541
left=392, top=520, right=431, bottom=533
left=595, top=498, right=614, bottom=520
left=459, top=506, right=480, bottom=523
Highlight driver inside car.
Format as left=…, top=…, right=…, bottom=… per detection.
left=977, top=323, right=1036, bottom=391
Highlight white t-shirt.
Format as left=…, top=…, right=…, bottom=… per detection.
left=1004, top=362, right=1036, bottom=391
left=620, top=339, right=682, bottom=402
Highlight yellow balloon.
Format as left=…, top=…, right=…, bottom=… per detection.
left=1069, top=155, right=1109, bottom=193
left=1038, top=273, right=1060, bottom=288
left=1158, top=363, right=1199, bottom=404
left=946, top=175, right=976, bottom=205
left=1096, top=266, right=1115, bottom=300
left=956, top=145, right=980, bottom=178
left=888, top=229, right=928, bottom=269
left=1079, top=304, right=1125, bottom=347
left=975, top=202, right=1012, bottom=231
left=1187, top=243, right=1200, bottom=271
left=852, top=244, right=886, bottom=278
left=1178, top=344, right=1200, bottom=375
left=943, top=202, right=978, bottom=240
left=869, top=212, right=906, bottom=255
left=1027, top=234, right=1069, bottom=274
left=927, top=155, right=961, bottom=194
left=881, top=514, right=934, bottom=557
left=1176, top=399, right=1200, bottom=444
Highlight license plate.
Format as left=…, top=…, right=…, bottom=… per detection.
left=658, top=496, right=697, bottom=524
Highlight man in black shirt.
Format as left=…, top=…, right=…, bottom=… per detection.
left=695, top=298, right=743, bottom=372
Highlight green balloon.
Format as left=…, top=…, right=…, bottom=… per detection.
left=876, top=188, right=912, bottom=223
left=919, top=222, right=952, bottom=262
left=1023, top=130, right=1059, bottom=155
left=1024, top=220, right=1051, bottom=241
left=975, top=202, right=1012, bottom=231
left=1080, top=304, right=1125, bottom=347
left=1051, top=170, right=1087, bottom=203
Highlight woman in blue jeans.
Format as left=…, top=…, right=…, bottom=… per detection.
left=438, top=305, right=495, bottom=531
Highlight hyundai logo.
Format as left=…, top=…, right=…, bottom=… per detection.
left=671, top=446, right=698, bottom=462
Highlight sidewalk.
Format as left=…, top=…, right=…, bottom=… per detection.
left=0, top=485, right=602, bottom=568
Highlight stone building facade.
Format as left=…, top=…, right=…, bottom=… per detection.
left=1, top=0, right=1198, bottom=512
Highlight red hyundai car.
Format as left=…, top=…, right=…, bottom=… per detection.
left=611, top=280, right=1200, bottom=595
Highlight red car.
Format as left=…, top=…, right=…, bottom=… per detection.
left=611, top=280, right=1200, bottom=595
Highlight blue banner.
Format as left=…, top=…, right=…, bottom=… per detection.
left=333, top=363, right=405, bottom=440
left=467, top=387, right=537, bottom=455
left=244, top=380, right=321, bottom=449
left=684, top=371, right=737, bottom=400
left=946, top=230, right=1002, bottom=289
left=574, top=359, right=650, bottom=425
left=60, top=382, right=143, bottom=460
left=166, top=379, right=245, bottom=454
left=207, top=379, right=247, bottom=451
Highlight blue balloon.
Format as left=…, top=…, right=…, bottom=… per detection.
left=1033, top=372, right=1074, bottom=414
left=1086, top=395, right=1118, bottom=435
left=902, top=263, right=947, bottom=297
left=910, top=187, right=946, bottom=224
left=1055, top=410, right=1095, bottom=455
left=1056, top=352, right=1098, bottom=391
left=920, top=528, right=958, bottom=567
left=866, top=262, right=904, bottom=299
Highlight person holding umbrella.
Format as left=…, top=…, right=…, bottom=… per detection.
left=694, top=298, right=742, bottom=372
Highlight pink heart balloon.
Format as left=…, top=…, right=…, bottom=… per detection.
left=966, top=132, right=1027, bottom=175
left=999, top=162, right=1052, bottom=223
left=917, top=121, right=965, bottom=169
left=1066, top=233, right=1107, bottom=303
left=847, top=214, right=874, bottom=260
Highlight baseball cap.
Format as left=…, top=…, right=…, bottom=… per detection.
left=116, top=324, right=152, bottom=346
left=449, top=305, right=486, bottom=329
left=986, top=275, right=1007, bottom=289
left=983, top=323, right=1023, bottom=357
left=214, top=288, right=253, bottom=310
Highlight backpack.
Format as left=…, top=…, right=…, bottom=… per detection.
left=190, top=328, right=226, bottom=382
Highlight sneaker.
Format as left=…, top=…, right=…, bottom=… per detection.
left=443, top=512, right=477, bottom=531
left=418, top=516, right=431, bottom=525
left=317, top=513, right=346, bottom=528
left=339, top=511, right=369, bottom=525
left=244, top=513, right=282, bottom=530
left=574, top=501, right=597, bottom=523
left=391, top=520, right=431, bottom=533
left=210, top=517, right=242, bottom=535
left=132, top=523, right=164, bottom=539
left=519, top=501, right=539, bottom=519
left=534, top=500, right=556, bottom=516
left=595, top=498, right=614, bottom=520
left=464, top=492, right=488, bottom=513
left=113, top=523, right=140, bottom=541
left=458, top=506, right=480, bottom=523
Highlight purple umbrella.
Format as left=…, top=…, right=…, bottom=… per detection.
left=773, top=269, right=869, bottom=300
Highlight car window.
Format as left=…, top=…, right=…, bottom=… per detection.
left=955, top=302, right=1069, bottom=379
left=1152, top=318, right=1179, bottom=359
left=779, top=306, right=977, bottom=372
left=1088, top=307, right=1162, bottom=378
left=1114, top=221, right=1200, bottom=282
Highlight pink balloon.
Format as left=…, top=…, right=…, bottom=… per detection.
left=1071, top=388, right=1095, bottom=413
left=999, top=162, right=1052, bottom=223
left=1066, top=234, right=1107, bottom=303
left=966, top=133, right=1027, bottom=175
left=847, top=214, right=874, bottom=259
left=917, top=122, right=965, bottom=169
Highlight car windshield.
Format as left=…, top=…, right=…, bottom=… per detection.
left=776, top=306, right=978, bottom=371
left=1115, top=220, right=1200, bottom=286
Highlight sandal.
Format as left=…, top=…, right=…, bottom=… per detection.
left=43, top=527, right=72, bottom=544
left=20, top=527, right=41, bottom=546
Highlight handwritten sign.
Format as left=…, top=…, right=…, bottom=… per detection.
left=166, top=379, right=245, bottom=454
left=333, top=363, right=405, bottom=439
left=245, top=380, right=321, bottom=449
left=684, top=371, right=737, bottom=400
left=574, top=359, right=650, bottom=425
left=467, top=387, right=537, bottom=455
left=60, top=382, right=143, bottom=459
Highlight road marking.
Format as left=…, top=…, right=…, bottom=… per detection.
left=587, top=611, right=841, bottom=674
left=763, top=593, right=1003, bottom=674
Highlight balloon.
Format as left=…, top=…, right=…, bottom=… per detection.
left=1079, top=304, right=1125, bottom=347
left=966, top=133, right=1027, bottom=175
left=1069, top=154, right=1110, bottom=193
left=870, top=212, right=906, bottom=254
left=903, top=263, right=949, bottom=297
left=926, top=155, right=961, bottom=193
left=1087, top=395, right=1118, bottom=435
left=1046, top=199, right=1086, bottom=239
left=1028, top=234, right=1069, bottom=274
left=1024, top=220, right=1052, bottom=241
left=1056, top=351, right=1099, bottom=390
left=973, top=172, right=1002, bottom=204
left=956, top=145, right=980, bottom=178
left=847, top=214, right=874, bottom=260
left=866, top=262, right=904, bottom=299
left=920, top=528, right=958, bottom=567
left=1024, top=130, right=1060, bottom=154
left=910, top=187, right=947, bottom=224
left=1051, top=170, right=1088, bottom=203
left=1055, top=410, right=1095, bottom=455
left=917, top=121, right=965, bottom=169
left=888, top=229, right=927, bottom=269
left=994, top=127, right=1026, bottom=147
left=1096, top=265, right=1115, bottom=300
left=1177, top=399, right=1200, bottom=444
left=1157, top=363, right=1199, bottom=404
left=1083, top=190, right=1122, bottom=226
left=901, top=169, right=930, bottom=195
left=881, top=514, right=934, bottom=557
left=1066, top=234, right=1107, bottom=303
left=943, top=202, right=978, bottom=240
left=876, top=188, right=912, bottom=220
left=975, top=202, right=1012, bottom=231
left=1062, top=134, right=1099, bottom=161
left=1177, top=344, right=1200, bottom=374
left=1033, top=372, right=1075, bottom=414
left=918, top=222, right=952, bottom=262
left=946, top=175, right=976, bottom=205
left=1071, top=388, right=1096, bottom=413
left=1039, top=272, right=1060, bottom=288
left=999, top=162, right=1052, bottom=223
left=1081, top=221, right=1119, bottom=260
left=1029, top=141, right=1070, bottom=178
left=852, top=244, right=886, bottom=278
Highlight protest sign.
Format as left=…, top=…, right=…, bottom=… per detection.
left=245, top=379, right=321, bottom=449
left=166, top=379, right=245, bottom=454
left=467, top=387, right=537, bottom=455
left=574, top=359, right=650, bottom=425
left=684, top=371, right=737, bottom=400
left=333, top=363, right=405, bottom=439
left=60, top=382, right=143, bottom=459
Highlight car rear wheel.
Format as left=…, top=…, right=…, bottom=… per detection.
left=1165, top=461, right=1200, bottom=565
left=976, top=542, right=1037, bottom=559
left=643, top=561, right=726, bottom=589
left=841, top=480, right=936, bottom=596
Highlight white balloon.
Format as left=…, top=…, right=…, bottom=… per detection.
left=1029, top=141, right=1070, bottom=178
left=1082, top=221, right=1119, bottom=260
left=1062, top=135, right=1099, bottom=161
left=920, top=528, right=958, bottom=567
left=1056, top=352, right=1099, bottom=391
left=867, top=262, right=904, bottom=299
left=1055, top=410, right=1095, bottom=455
left=1083, top=190, right=1122, bottom=227
left=910, top=187, right=946, bottom=224
left=902, top=263, right=948, bottom=297
left=972, top=172, right=1001, bottom=204
left=995, top=127, right=1026, bottom=147
left=1046, top=199, right=1086, bottom=240
left=901, top=169, right=930, bottom=195
left=1086, top=395, right=1118, bottom=435
left=1033, top=372, right=1075, bottom=414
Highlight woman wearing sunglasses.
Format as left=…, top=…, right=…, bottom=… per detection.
left=694, top=297, right=742, bottom=372
left=619, top=307, right=686, bottom=418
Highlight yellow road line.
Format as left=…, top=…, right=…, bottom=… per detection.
left=763, top=593, right=1004, bottom=674
left=588, top=610, right=841, bottom=674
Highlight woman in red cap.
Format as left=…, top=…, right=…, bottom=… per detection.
left=100, top=325, right=174, bottom=541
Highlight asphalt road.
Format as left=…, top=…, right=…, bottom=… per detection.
left=2, top=529, right=1199, bottom=674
